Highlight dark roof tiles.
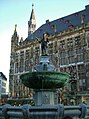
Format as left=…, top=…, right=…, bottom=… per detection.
left=27, top=5, right=89, bottom=41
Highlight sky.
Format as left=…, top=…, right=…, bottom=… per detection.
left=0, top=0, right=89, bottom=91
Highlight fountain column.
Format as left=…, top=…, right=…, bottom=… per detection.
left=33, top=55, right=58, bottom=105
left=33, top=89, right=58, bottom=105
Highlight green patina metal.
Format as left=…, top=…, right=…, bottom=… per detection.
left=20, top=71, right=70, bottom=89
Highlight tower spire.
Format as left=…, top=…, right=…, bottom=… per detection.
left=28, top=4, right=36, bottom=36
left=32, top=3, right=34, bottom=9
left=13, top=24, right=18, bottom=37
left=14, top=24, right=17, bottom=32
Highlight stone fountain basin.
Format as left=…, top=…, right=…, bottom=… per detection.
left=20, top=71, right=70, bottom=89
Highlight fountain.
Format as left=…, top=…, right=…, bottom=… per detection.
left=0, top=34, right=88, bottom=119
left=20, top=33, right=70, bottom=105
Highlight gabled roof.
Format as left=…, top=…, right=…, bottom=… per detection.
left=27, top=5, right=89, bottom=41
left=0, top=72, right=7, bottom=81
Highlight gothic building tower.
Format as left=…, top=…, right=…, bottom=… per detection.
left=28, top=4, right=36, bottom=36
left=9, top=5, right=36, bottom=98
left=9, top=24, right=19, bottom=97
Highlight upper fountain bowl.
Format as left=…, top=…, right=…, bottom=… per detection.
left=20, top=55, right=70, bottom=89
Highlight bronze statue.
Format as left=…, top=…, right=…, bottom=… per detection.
left=39, top=32, right=49, bottom=55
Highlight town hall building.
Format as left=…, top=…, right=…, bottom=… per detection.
left=9, top=4, right=89, bottom=104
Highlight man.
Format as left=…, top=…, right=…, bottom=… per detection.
left=40, top=32, right=49, bottom=55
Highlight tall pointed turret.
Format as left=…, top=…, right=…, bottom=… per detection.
left=28, top=4, right=36, bottom=36
left=11, top=24, right=19, bottom=48
left=9, top=24, right=19, bottom=97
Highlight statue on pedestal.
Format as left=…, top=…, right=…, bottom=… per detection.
left=39, top=32, right=49, bottom=55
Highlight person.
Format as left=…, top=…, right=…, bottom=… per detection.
left=40, top=32, right=49, bottom=55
